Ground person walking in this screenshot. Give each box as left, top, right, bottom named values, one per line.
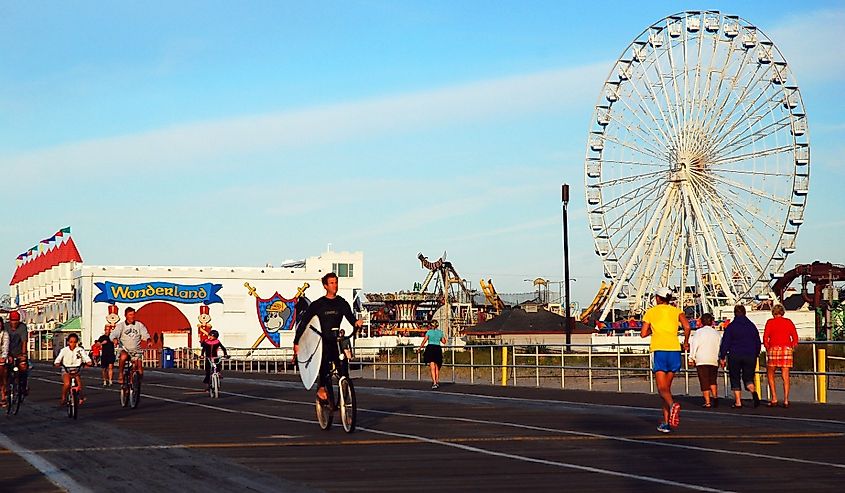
left=719, top=305, right=762, bottom=408
left=763, top=304, right=799, bottom=408
left=418, top=320, right=446, bottom=389
left=641, top=287, right=691, bottom=433
left=688, top=313, right=722, bottom=408
left=97, top=333, right=116, bottom=386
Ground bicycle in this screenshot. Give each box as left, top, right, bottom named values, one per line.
left=118, top=351, right=142, bottom=409
left=62, top=365, right=83, bottom=419
left=315, top=328, right=357, bottom=433
left=207, top=355, right=229, bottom=398
left=5, top=359, right=25, bottom=416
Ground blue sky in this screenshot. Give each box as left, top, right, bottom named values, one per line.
left=2, top=1, right=843, bottom=307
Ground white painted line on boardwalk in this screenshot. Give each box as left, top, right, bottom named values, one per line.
left=32, top=375, right=727, bottom=492
left=141, top=379, right=845, bottom=470
left=31, top=370, right=845, bottom=472
left=145, top=369, right=845, bottom=427
left=0, top=432, right=91, bottom=493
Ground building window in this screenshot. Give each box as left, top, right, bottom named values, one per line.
left=332, top=263, right=354, bottom=278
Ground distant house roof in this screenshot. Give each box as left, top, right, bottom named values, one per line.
left=465, top=307, right=595, bottom=335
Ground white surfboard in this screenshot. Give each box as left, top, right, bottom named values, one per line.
left=297, top=315, right=323, bottom=390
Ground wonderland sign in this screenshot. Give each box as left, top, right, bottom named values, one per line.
left=94, top=281, right=223, bottom=305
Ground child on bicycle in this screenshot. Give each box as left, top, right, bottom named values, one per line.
left=201, top=330, right=229, bottom=390
left=53, top=333, right=93, bottom=406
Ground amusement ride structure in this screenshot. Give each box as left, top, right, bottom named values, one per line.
left=584, top=11, right=811, bottom=320
left=365, top=253, right=478, bottom=338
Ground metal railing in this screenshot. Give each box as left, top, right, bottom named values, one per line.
left=139, top=340, right=845, bottom=403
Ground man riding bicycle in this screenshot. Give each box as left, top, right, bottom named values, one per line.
left=294, top=273, right=363, bottom=403
left=6, top=311, right=29, bottom=397
left=110, top=307, right=152, bottom=385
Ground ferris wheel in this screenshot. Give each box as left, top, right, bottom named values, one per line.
left=584, top=11, right=810, bottom=319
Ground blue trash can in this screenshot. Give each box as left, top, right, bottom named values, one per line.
left=162, top=347, right=175, bottom=368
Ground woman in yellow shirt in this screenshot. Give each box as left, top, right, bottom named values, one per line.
left=641, top=287, right=691, bottom=433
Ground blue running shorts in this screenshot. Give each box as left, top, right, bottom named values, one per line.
left=652, top=351, right=682, bottom=373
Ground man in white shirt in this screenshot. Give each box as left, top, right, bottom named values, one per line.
left=110, top=307, right=152, bottom=385
left=688, top=313, right=722, bottom=408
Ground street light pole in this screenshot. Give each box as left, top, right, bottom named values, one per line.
left=561, top=183, right=572, bottom=352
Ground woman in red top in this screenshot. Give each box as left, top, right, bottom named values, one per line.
left=763, top=304, right=799, bottom=408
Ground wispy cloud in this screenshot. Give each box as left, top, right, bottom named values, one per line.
left=768, top=8, right=845, bottom=84
left=1, top=62, right=609, bottom=184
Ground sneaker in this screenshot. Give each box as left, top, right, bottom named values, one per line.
left=751, top=391, right=760, bottom=408
left=669, top=402, right=681, bottom=428
left=431, top=383, right=439, bottom=389
left=657, top=423, right=671, bottom=433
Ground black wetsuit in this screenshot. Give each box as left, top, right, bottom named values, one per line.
left=294, top=296, right=357, bottom=388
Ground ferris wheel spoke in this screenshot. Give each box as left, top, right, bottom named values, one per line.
left=648, top=40, right=685, bottom=142
left=664, top=33, right=688, bottom=131
left=594, top=169, right=668, bottom=188
left=704, top=172, right=791, bottom=207
left=604, top=111, right=669, bottom=157
left=600, top=134, right=664, bottom=161
left=708, top=144, right=794, bottom=167
left=632, top=196, right=682, bottom=307
left=682, top=181, right=738, bottom=302
left=598, top=159, right=665, bottom=168
left=625, top=60, right=682, bottom=147
left=712, top=111, right=790, bottom=158
left=696, top=39, right=746, bottom=126
left=599, top=187, right=675, bottom=316
left=611, top=94, right=675, bottom=151
left=701, top=55, right=766, bottom=137
left=593, top=176, right=665, bottom=214
left=687, top=171, right=778, bottom=256
left=705, top=189, right=782, bottom=255
left=705, top=63, right=773, bottom=140
left=689, top=178, right=765, bottom=292
left=602, top=184, right=665, bottom=239
left=693, top=20, right=726, bottom=124
left=709, top=87, right=783, bottom=152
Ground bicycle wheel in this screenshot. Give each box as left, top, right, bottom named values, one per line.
left=69, top=389, right=78, bottom=420
left=11, top=379, right=22, bottom=416
left=315, top=398, right=333, bottom=430
left=210, top=373, right=220, bottom=398
left=339, top=377, right=356, bottom=433
left=130, top=372, right=141, bottom=409
left=6, top=382, right=15, bottom=416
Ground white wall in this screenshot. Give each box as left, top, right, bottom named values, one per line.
left=74, top=250, right=363, bottom=349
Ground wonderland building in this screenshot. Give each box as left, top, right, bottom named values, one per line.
left=10, top=236, right=363, bottom=357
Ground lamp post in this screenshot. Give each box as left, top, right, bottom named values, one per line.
left=561, top=183, right=572, bottom=352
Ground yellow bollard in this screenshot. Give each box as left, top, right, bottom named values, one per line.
left=818, top=348, right=827, bottom=404
left=754, top=357, right=761, bottom=397
left=501, top=346, right=508, bottom=386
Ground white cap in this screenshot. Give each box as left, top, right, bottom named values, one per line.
left=655, top=287, right=673, bottom=299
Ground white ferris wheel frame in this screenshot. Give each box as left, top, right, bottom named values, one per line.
left=584, top=10, right=810, bottom=319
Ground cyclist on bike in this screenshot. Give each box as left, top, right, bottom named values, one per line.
left=110, top=307, right=152, bottom=385
left=6, top=311, right=29, bottom=396
left=201, top=330, right=229, bottom=390
left=53, top=333, right=93, bottom=406
left=293, top=273, right=363, bottom=403
left=0, top=318, right=9, bottom=406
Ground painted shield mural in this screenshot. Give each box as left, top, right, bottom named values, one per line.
left=255, top=293, right=297, bottom=347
